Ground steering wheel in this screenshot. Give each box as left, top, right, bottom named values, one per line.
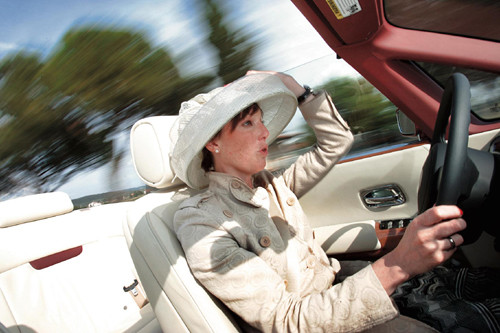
left=418, top=73, right=477, bottom=240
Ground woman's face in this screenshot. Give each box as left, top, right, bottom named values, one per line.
left=207, top=108, right=269, bottom=186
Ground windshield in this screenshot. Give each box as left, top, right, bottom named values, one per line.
left=416, top=63, right=500, bottom=121
left=384, top=0, right=500, bottom=42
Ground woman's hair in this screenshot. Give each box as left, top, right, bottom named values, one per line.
left=201, top=103, right=261, bottom=171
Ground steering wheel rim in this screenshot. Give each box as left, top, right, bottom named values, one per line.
left=418, top=73, right=471, bottom=212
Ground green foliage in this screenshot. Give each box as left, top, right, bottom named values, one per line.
left=292, top=76, right=402, bottom=155
left=321, top=76, right=397, bottom=134
left=42, top=26, right=213, bottom=130
left=0, top=1, right=256, bottom=195
left=0, top=51, right=114, bottom=192
left=202, top=0, right=257, bottom=84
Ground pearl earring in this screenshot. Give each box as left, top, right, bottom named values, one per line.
left=215, top=149, right=220, bottom=153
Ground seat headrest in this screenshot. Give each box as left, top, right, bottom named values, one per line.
left=130, top=116, right=183, bottom=189
left=0, top=192, right=74, bottom=228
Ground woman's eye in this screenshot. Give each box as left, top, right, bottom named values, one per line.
left=243, top=120, right=252, bottom=126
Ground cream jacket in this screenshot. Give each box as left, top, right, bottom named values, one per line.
left=174, top=93, right=434, bottom=332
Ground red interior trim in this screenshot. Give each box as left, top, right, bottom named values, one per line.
left=30, top=246, right=83, bottom=270
left=293, top=0, right=500, bottom=138
left=335, top=222, right=405, bottom=260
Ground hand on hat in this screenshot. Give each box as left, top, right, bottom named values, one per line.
left=246, top=70, right=307, bottom=99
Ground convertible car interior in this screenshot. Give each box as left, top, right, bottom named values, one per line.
left=1, top=0, right=499, bottom=332
left=0, top=116, right=246, bottom=332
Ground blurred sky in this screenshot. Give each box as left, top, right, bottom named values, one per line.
left=0, top=0, right=359, bottom=199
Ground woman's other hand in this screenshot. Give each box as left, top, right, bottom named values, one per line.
left=372, top=205, right=466, bottom=295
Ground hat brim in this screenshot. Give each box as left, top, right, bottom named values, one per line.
left=172, top=73, right=298, bottom=189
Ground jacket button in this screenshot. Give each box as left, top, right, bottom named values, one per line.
left=286, top=197, right=295, bottom=206
left=231, top=181, right=241, bottom=189
left=306, top=256, right=316, bottom=268
left=223, top=210, right=233, bottom=218
left=259, top=236, right=271, bottom=248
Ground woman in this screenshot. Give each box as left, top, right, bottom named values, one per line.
left=171, top=71, right=466, bottom=332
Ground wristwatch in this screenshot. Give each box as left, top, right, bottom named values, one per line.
left=297, top=85, right=313, bottom=105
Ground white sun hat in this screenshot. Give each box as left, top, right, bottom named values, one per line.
left=170, top=73, right=298, bottom=189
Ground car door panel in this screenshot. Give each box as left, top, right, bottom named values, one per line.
left=303, top=129, right=500, bottom=255
left=302, top=144, right=429, bottom=228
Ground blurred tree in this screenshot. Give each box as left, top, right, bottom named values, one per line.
left=287, top=76, right=402, bottom=157
left=43, top=27, right=213, bottom=133
left=0, top=27, right=213, bottom=194
left=0, top=51, right=114, bottom=193
left=321, top=76, right=397, bottom=134
left=202, top=0, right=257, bottom=84
left=39, top=26, right=214, bottom=189
left=0, top=0, right=260, bottom=196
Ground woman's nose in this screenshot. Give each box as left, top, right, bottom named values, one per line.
left=260, top=122, right=269, bottom=140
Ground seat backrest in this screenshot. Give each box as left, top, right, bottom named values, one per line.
left=127, top=116, right=241, bottom=333
left=0, top=192, right=159, bottom=333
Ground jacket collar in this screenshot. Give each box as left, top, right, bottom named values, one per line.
left=208, top=172, right=269, bottom=208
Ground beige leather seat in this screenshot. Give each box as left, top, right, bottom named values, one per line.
left=126, top=116, right=242, bottom=333
left=0, top=192, right=159, bottom=332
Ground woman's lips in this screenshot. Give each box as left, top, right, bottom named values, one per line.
left=260, top=146, right=268, bottom=156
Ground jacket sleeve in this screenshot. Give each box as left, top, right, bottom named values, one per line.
left=282, top=91, right=353, bottom=199
left=174, top=206, right=398, bottom=333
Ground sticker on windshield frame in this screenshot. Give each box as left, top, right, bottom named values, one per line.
left=326, top=0, right=362, bottom=20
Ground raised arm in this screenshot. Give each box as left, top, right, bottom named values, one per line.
left=246, top=71, right=353, bottom=198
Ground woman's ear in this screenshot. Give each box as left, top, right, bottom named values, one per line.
left=205, top=140, right=219, bottom=153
